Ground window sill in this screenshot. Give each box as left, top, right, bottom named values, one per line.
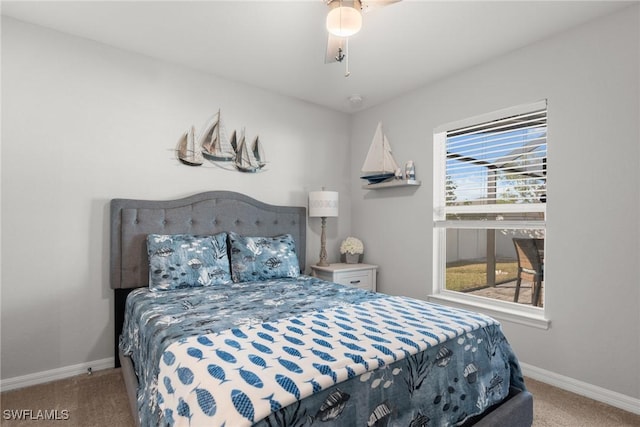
left=427, top=291, right=550, bottom=330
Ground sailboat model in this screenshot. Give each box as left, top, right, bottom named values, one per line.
left=199, top=109, right=236, bottom=161
left=361, top=122, right=400, bottom=184
left=235, top=128, right=265, bottom=173
left=176, top=126, right=203, bottom=166
left=252, top=135, right=266, bottom=168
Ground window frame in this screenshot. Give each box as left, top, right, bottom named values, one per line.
left=430, top=101, right=550, bottom=329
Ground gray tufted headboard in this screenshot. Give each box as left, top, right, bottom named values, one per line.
left=110, top=191, right=306, bottom=366
left=110, top=191, right=306, bottom=290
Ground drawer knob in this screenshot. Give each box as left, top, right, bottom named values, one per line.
left=350, top=280, right=361, bottom=284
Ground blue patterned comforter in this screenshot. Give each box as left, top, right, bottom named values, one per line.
left=119, top=276, right=526, bottom=426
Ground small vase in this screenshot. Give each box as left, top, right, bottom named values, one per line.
left=345, top=253, right=360, bottom=264
left=405, top=160, right=416, bottom=180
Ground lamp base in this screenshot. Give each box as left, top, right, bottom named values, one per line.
left=317, top=216, right=330, bottom=267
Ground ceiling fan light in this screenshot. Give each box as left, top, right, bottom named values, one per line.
left=326, top=6, right=362, bottom=37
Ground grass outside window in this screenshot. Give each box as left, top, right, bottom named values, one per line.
left=446, top=260, right=518, bottom=292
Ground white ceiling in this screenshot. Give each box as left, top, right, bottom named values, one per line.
left=2, top=1, right=634, bottom=113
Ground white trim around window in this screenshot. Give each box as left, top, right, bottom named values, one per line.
left=432, top=100, right=550, bottom=329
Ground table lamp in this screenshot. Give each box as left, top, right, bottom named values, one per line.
left=308, top=189, right=339, bottom=266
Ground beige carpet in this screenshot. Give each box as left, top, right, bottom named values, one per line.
left=1, top=369, right=638, bottom=426
left=1, top=369, right=134, bottom=427
left=525, top=378, right=639, bottom=427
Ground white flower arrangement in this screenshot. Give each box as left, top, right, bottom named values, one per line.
left=340, top=237, right=364, bottom=255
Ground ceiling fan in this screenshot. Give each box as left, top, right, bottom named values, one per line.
left=324, top=0, right=401, bottom=74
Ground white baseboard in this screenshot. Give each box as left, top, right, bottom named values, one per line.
left=0, top=357, right=114, bottom=392
left=520, top=362, right=640, bottom=415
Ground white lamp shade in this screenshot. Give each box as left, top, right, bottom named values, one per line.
left=326, top=6, right=362, bottom=37
left=309, top=191, right=339, bottom=217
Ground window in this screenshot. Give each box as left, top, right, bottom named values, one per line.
left=432, top=101, right=547, bottom=324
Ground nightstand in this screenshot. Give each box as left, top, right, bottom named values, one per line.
left=310, top=263, right=378, bottom=292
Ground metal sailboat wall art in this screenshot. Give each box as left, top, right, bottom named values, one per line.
left=176, top=109, right=266, bottom=173
left=360, top=121, right=400, bottom=184
left=176, top=126, right=203, bottom=166
left=234, top=128, right=266, bottom=173
left=199, top=109, right=236, bottom=162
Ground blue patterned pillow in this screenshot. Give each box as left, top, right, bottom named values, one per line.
left=228, top=232, right=300, bottom=283
left=147, top=233, right=232, bottom=290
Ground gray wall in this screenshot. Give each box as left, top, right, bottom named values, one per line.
left=1, top=17, right=351, bottom=380
left=350, top=6, right=639, bottom=399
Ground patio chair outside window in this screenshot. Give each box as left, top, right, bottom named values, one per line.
left=513, top=238, right=544, bottom=306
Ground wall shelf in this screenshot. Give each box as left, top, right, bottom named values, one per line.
left=362, top=179, right=421, bottom=190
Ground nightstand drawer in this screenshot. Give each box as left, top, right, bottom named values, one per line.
left=310, top=263, right=378, bottom=292
left=333, top=270, right=373, bottom=291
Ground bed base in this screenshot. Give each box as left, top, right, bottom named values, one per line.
left=119, top=350, right=140, bottom=427
left=114, top=288, right=134, bottom=369
left=464, top=387, right=533, bottom=426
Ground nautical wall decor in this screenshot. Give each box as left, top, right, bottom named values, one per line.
left=360, top=122, right=422, bottom=190
left=176, top=109, right=266, bottom=173
left=360, top=121, right=400, bottom=184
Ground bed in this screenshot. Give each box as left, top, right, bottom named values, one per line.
left=111, top=191, right=533, bottom=426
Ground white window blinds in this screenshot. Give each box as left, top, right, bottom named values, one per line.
left=438, top=102, right=547, bottom=221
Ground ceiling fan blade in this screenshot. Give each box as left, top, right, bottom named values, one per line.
left=325, top=33, right=346, bottom=64
left=360, top=0, right=401, bottom=13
